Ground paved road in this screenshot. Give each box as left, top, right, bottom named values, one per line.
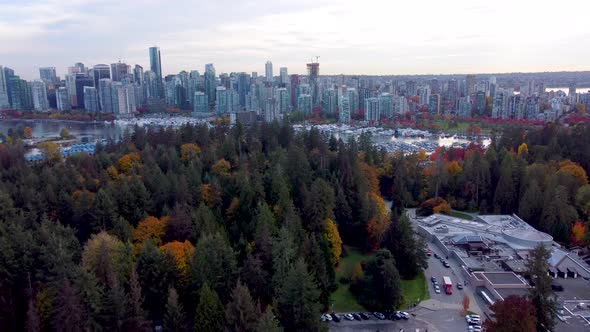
left=423, top=243, right=484, bottom=316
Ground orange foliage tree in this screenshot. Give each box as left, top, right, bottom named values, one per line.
left=324, top=218, right=343, bottom=266
left=557, top=161, right=589, bottom=185
left=198, top=183, right=221, bottom=207
left=361, top=162, right=380, bottom=194
left=180, top=143, right=201, bottom=161
left=446, top=160, right=463, bottom=177
left=133, top=216, right=168, bottom=246
left=366, top=192, right=390, bottom=250
left=462, top=294, right=470, bottom=315
left=38, top=141, right=61, bottom=163
left=23, top=126, right=33, bottom=139
left=117, top=152, right=141, bottom=174
left=212, top=159, right=231, bottom=177
left=517, top=143, right=529, bottom=156
left=571, top=221, right=587, bottom=246
left=160, top=240, right=195, bottom=274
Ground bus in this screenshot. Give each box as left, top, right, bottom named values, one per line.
left=443, top=276, right=453, bottom=294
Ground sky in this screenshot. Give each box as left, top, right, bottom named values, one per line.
left=1, top=0, right=590, bottom=80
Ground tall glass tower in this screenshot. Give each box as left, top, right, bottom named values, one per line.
left=149, top=46, right=163, bottom=98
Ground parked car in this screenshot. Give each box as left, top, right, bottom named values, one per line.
left=434, top=253, right=440, bottom=259
left=551, top=283, right=564, bottom=292
left=399, top=311, right=410, bottom=320
left=434, top=285, right=441, bottom=294
left=352, top=313, right=362, bottom=321
left=344, top=313, right=354, bottom=321
left=431, top=276, right=437, bottom=283
left=426, top=250, right=432, bottom=256
left=331, top=313, right=340, bottom=322
left=373, top=312, right=385, bottom=320
left=443, top=262, right=451, bottom=268
left=360, top=312, right=371, bottom=320
left=457, top=283, right=464, bottom=290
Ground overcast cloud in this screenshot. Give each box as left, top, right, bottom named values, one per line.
left=1, top=0, right=589, bottom=79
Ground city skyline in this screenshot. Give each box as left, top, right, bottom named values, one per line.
left=1, top=0, right=590, bottom=80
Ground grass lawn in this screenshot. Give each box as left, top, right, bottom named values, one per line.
left=330, top=246, right=372, bottom=312
left=449, top=210, right=474, bottom=220
left=400, top=272, right=429, bottom=309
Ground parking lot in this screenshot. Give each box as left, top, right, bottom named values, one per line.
left=326, top=308, right=471, bottom=332
left=424, top=245, right=483, bottom=315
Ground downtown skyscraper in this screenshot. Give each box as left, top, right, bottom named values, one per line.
left=149, top=46, right=163, bottom=98
left=0, top=66, right=9, bottom=108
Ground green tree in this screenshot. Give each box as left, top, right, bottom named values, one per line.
left=256, top=306, right=283, bottom=332
left=163, top=287, right=187, bottom=332
left=190, top=232, right=237, bottom=303
left=276, top=259, right=322, bottom=332
left=493, top=154, right=518, bottom=213
left=122, top=268, right=151, bottom=332
left=136, top=240, right=174, bottom=322
left=225, top=281, right=259, bottom=332
left=52, top=278, right=85, bottom=332
left=540, top=185, right=578, bottom=243
left=381, top=212, right=427, bottom=279
left=526, top=245, right=556, bottom=332
left=194, top=283, right=224, bottom=332
left=519, top=180, right=544, bottom=228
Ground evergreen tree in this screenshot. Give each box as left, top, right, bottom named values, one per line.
left=52, top=278, right=85, bottom=332
left=526, top=245, right=556, bottom=332
left=225, top=281, right=259, bottom=332
left=136, top=240, right=174, bottom=322
left=190, top=232, right=237, bottom=303
left=163, top=287, right=187, bottom=332
left=122, top=268, right=151, bottom=332
left=194, top=283, right=224, bottom=332
left=381, top=212, right=427, bottom=279
left=256, top=306, right=283, bottom=332
left=519, top=180, right=544, bottom=228
left=276, top=259, right=322, bottom=332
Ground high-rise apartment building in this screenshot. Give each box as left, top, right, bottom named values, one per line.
left=98, top=79, right=113, bottom=113
left=364, top=97, right=380, bottom=122
left=39, top=67, right=57, bottom=84
left=133, top=65, right=144, bottom=85
left=322, top=88, right=337, bottom=114
left=91, top=64, right=111, bottom=92
left=215, top=86, right=227, bottom=113
left=346, top=88, right=359, bottom=113
left=0, top=66, right=9, bottom=108
left=57, top=87, right=70, bottom=111
left=379, top=93, right=393, bottom=118
left=74, top=74, right=94, bottom=108
left=428, top=94, right=441, bottom=115
left=111, top=62, right=129, bottom=82
left=193, top=92, right=208, bottom=114
left=265, top=61, right=273, bottom=83
left=275, top=87, right=289, bottom=113
left=339, top=96, right=351, bottom=123
left=279, top=67, right=288, bottom=85
left=31, top=80, right=49, bottom=111
left=307, top=62, right=320, bottom=106
left=84, top=86, right=99, bottom=112
left=297, top=94, right=312, bottom=114
left=205, top=64, right=216, bottom=106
